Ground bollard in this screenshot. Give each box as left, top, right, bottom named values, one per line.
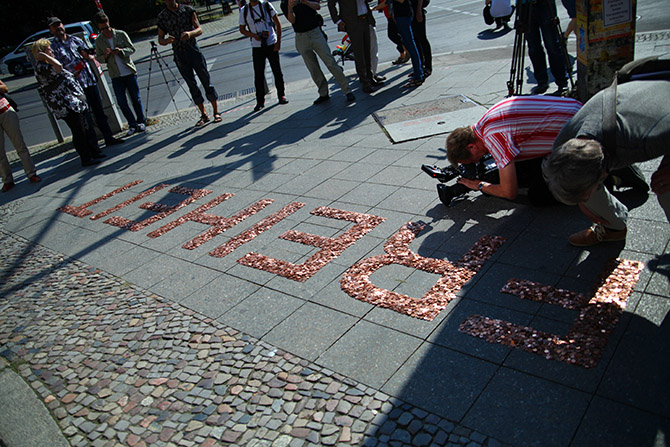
left=576, top=0, right=637, bottom=102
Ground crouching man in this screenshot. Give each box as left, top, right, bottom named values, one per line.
left=542, top=80, right=670, bottom=246
left=446, top=95, right=583, bottom=205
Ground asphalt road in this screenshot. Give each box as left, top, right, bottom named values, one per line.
left=2, top=0, right=668, bottom=148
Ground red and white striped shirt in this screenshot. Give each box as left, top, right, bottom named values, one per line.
left=473, top=96, right=583, bottom=169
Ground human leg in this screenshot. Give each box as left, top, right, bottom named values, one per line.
left=191, top=48, right=218, bottom=104
left=112, top=76, right=138, bottom=129
left=369, top=25, right=379, bottom=76
left=63, top=111, right=95, bottom=164
left=568, top=183, right=628, bottom=246
left=266, top=48, right=286, bottom=99
left=252, top=47, right=267, bottom=108
left=297, top=30, right=329, bottom=97
left=525, top=8, right=549, bottom=89
left=396, top=16, right=423, bottom=82
left=537, top=3, right=567, bottom=88
left=83, top=85, right=115, bottom=141
left=174, top=51, right=205, bottom=106
left=124, top=74, right=146, bottom=125
left=0, top=109, right=36, bottom=182
left=346, top=21, right=373, bottom=89
left=412, top=10, right=432, bottom=74
left=312, top=29, right=351, bottom=95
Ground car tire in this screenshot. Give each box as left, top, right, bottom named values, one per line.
left=9, top=62, right=26, bottom=76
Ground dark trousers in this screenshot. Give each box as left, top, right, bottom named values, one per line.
left=83, top=84, right=114, bottom=142
left=63, top=110, right=100, bottom=163
left=112, top=74, right=146, bottom=128
left=411, top=9, right=432, bottom=72
left=515, top=157, right=558, bottom=206
left=386, top=17, right=404, bottom=54
left=525, top=0, right=567, bottom=87
left=252, top=45, right=285, bottom=104
left=346, top=17, right=373, bottom=87
left=174, top=45, right=218, bottom=106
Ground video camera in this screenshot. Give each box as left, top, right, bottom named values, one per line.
left=421, top=154, right=500, bottom=206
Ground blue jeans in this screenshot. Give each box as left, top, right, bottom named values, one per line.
left=396, top=15, right=423, bottom=81
left=174, top=44, right=218, bottom=106
left=525, top=0, right=567, bottom=88
left=112, top=74, right=145, bottom=128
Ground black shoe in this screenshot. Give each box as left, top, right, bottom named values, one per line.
left=530, top=83, right=549, bottom=95
left=362, top=84, right=376, bottom=94
left=254, top=103, right=265, bottom=112
left=313, top=95, right=330, bottom=105
left=370, top=78, right=384, bottom=87
left=92, top=151, right=106, bottom=159
left=82, top=159, right=102, bottom=167
left=373, top=75, right=386, bottom=83
left=105, top=137, right=123, bottom=146
left=346, top=92, right=355, bottom=102
left=278, top=96, right=289, bottom=105
left=549, top=85, right=568, bottom=96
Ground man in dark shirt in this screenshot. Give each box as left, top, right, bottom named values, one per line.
left=157, top=0, right=221, bottom=126
left=281, top=0, right=354, bottom=104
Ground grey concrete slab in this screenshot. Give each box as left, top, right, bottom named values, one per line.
left=218, top=288, right=304, bottom=339
left=571, top=396, right=670, bottom=447
left=462, top=368, right=591, bottom=447
left=264, top=302, right=358, bottom=362
left=337, top=183, right=399, bottom=208
left=597, top=293, right=670, bottom=418
left=308, top=278, right=376, bottom=317
left=181, top=272, right=261, bottom=319
left=150, top=263, right=223, bottom=302
left=317, top=319, right=423, bottom=389
left=382, top=342, right=499, bottom=422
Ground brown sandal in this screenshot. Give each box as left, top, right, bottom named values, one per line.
left=195, top=114, right=210, bottom=127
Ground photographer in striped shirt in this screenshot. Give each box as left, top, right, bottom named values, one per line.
left=446, top=95, right=582, bottom=205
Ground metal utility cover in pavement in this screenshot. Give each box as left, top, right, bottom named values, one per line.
left=373, top=95, right=487, bottom=143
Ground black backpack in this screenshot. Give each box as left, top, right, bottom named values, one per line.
left=242, top=0, right=275, bottom=30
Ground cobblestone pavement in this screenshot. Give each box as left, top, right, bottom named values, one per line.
left=0, top=203, right=507, bottom=447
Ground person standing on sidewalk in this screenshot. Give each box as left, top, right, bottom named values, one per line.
left=157, top=0, right=221, bottom=126
left=32, top=39, right=106, bottom=167
left=328, top=0, right=377, bottom=93
left=0, top=80, right=41, bottom=193
left=94, top=12, right=147, bottom=137
left=48, top=17, right=124, bottom=147
left=281, top=0, right=355, bottom=104
left=523, top=0, right=568, bottom=95
left=239, top=0, right=289, bottom=112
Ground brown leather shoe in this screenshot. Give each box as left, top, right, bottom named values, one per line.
left=568, top=224, right=627, bottom=247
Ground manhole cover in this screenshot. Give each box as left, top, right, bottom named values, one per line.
left=373, top=95, right=487, bottom=143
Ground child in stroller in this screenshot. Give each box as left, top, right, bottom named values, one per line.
left=332, top=34, right=355, bottom=66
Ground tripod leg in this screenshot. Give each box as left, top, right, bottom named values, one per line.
left=553, top=17, right=575, bottom=91
left=145, top=51, right=154, bottom=119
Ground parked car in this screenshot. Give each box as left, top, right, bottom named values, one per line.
left=0, top=21, right=97, bottom=76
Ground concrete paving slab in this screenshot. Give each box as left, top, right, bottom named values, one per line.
left=462, top=368, right=591, bottom=447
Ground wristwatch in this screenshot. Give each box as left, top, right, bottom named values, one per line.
left=478, top=182, right=485, bottom=192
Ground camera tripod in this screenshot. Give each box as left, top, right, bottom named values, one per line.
left=507, top=0, right=574, bottom=96
left=145, top=41, right=190, bottom=118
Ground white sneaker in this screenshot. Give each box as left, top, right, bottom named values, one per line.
left=126, top=127, right=136, bottom=137
left=136, top=123, right=146, bottom=132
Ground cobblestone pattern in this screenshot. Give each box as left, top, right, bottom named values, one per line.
left=0, top=205, right=508, bottom=447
